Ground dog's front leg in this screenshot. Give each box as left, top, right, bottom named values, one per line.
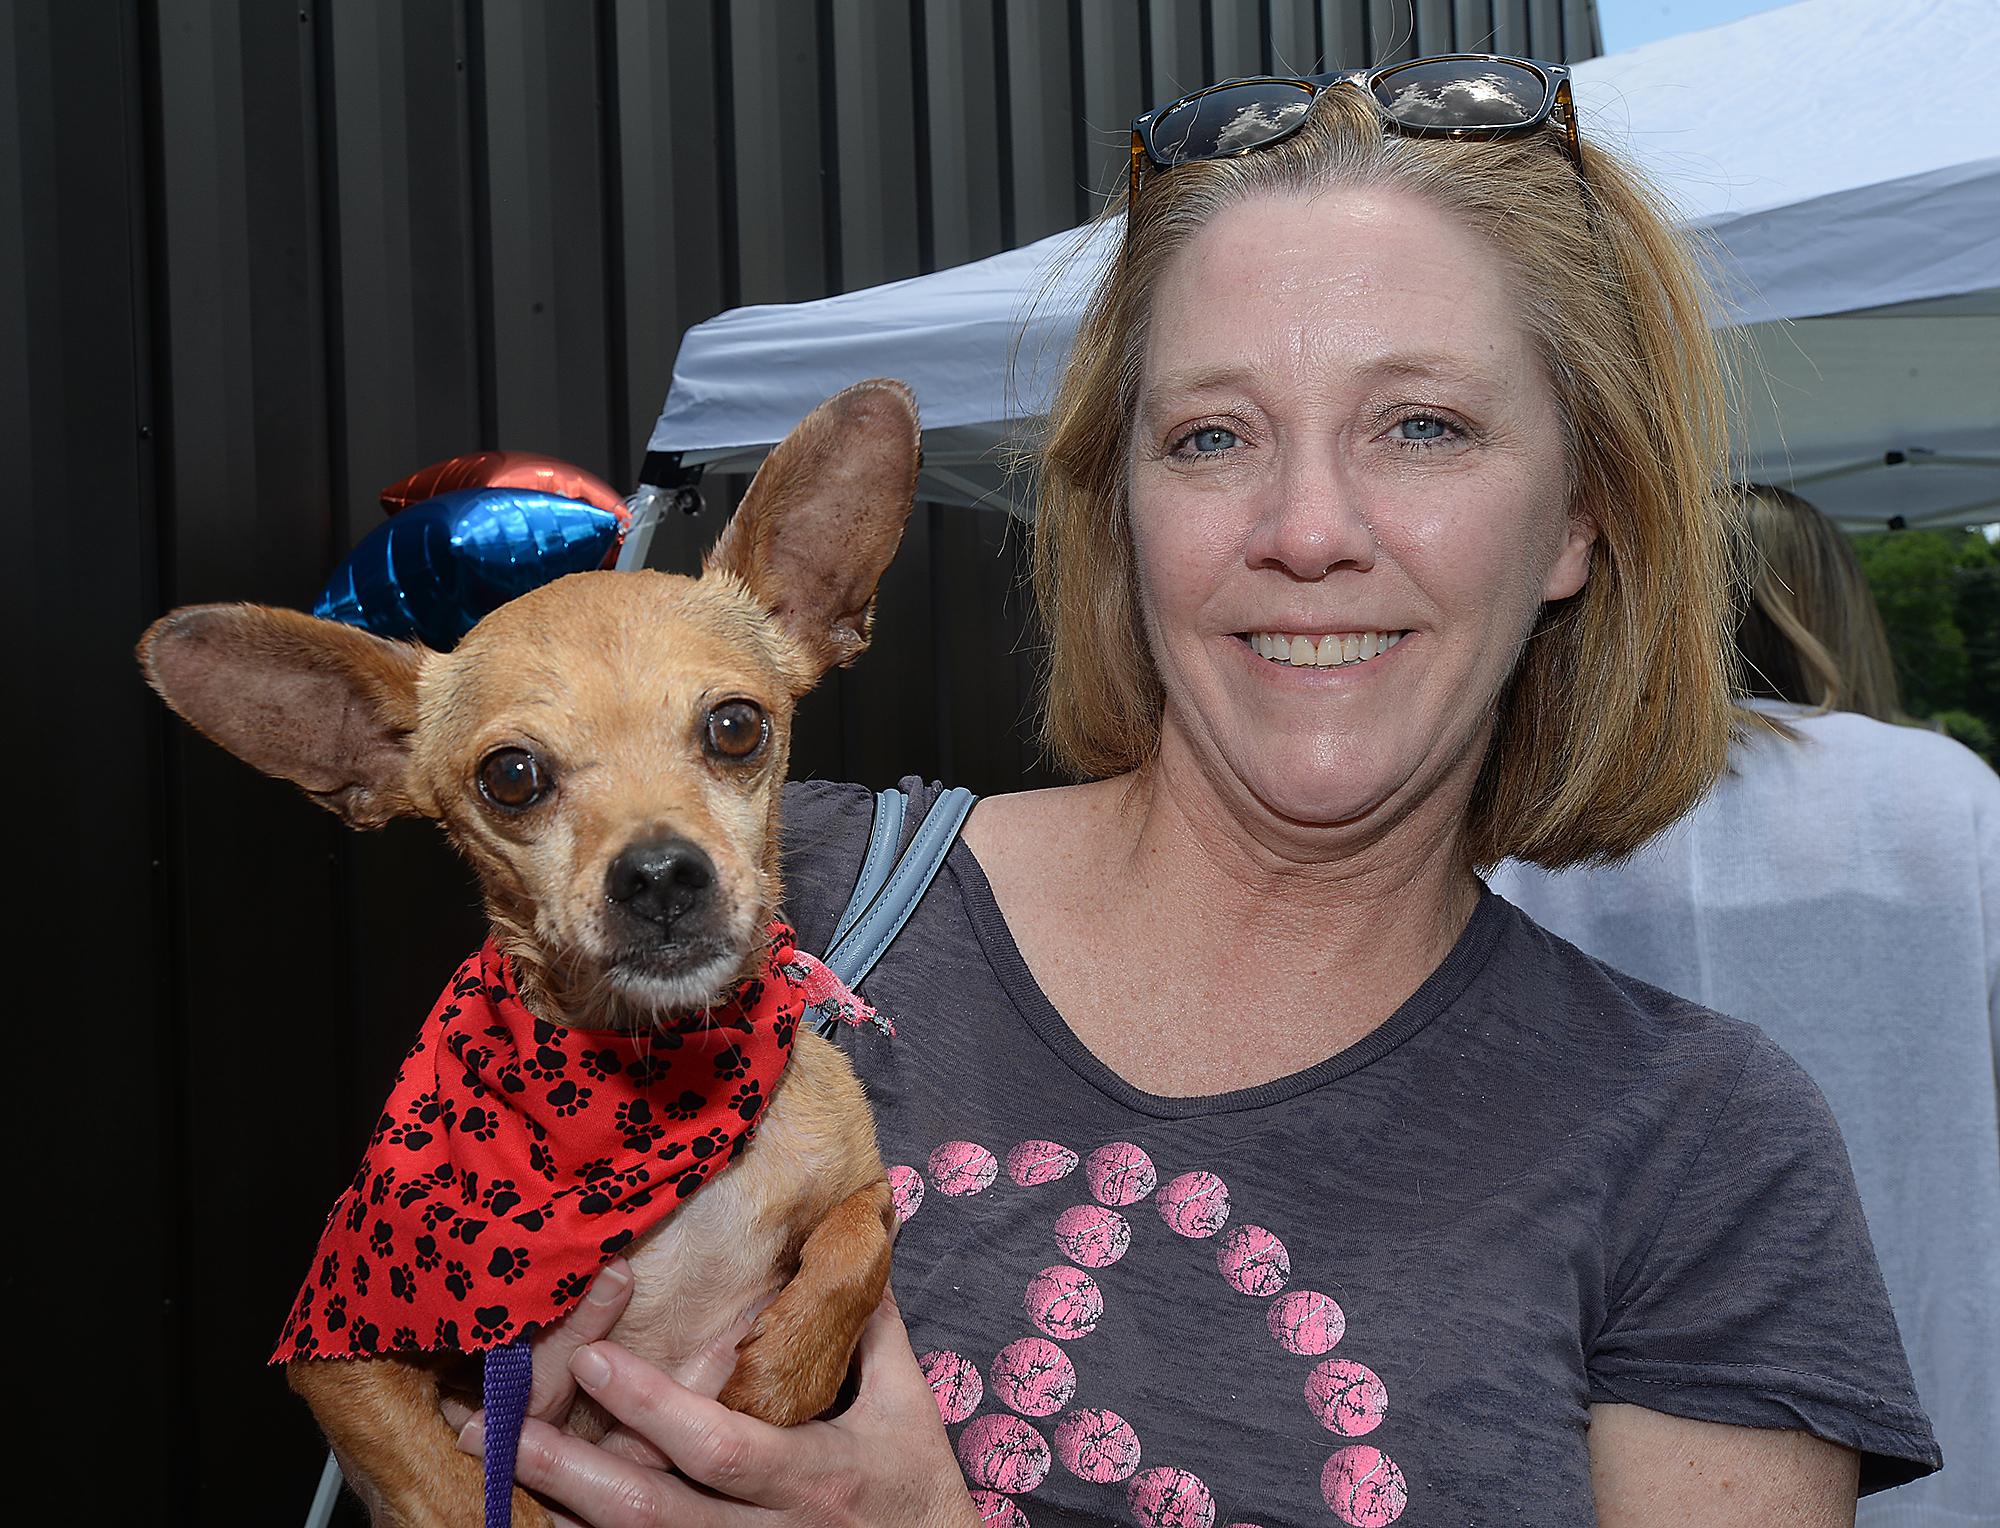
left=289, top=1357, right=553, bottom=1528
left=717, top=1179, right=896, bottom=1428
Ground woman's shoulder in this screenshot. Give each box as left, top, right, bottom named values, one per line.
left=777, top=775, right=1047, bottom=951
left=1482, top=895, right=1795, bottom=1097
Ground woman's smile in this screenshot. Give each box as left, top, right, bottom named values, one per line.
left=1237, top=629, right=1408, bottom=669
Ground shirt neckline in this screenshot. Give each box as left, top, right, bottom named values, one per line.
left=943, top=839, right=1510, bottom=1120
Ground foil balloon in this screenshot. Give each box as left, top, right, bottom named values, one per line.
left=380, top=451, right=630, bottom=526
left=314, top=488, right=624, bottom=650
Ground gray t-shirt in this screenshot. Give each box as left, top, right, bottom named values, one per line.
left=780, top=779, right=1939, bottom=1528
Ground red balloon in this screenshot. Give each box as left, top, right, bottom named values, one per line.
left=380, top=451, right=629, bottom=525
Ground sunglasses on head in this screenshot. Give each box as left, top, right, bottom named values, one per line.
left=1129, top=53, right=1580, bottom=210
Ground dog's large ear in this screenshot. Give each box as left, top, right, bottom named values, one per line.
left=703, top=379, right=921, bottom=681
left=138, top=604, right=426, bottom=828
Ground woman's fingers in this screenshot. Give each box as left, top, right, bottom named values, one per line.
left=480, top=1415, right=744, bottom=1528
left=849, top=1285, right=943, bottom=1423
left=673, top=1304, right=760, bottom=1400
left=568, top=1340, right=805, bottom=1505
left=453, top=1292, right=758, bottom=1477
left=527, top=1258, right=636, bottom=1419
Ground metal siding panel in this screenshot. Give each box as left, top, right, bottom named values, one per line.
left=1492, top=0, right=1530, bottom=54
left=326, top=1, right=483, bottom=551
left=1144, top=0, right=1207, bottom=107
left=833, top=0, right=922, bottom=289
left=613, top=0, right=729, bottom=478
left=150, top=2, right=361, bottom=1514
left=1561, top=0, right=1597, bottom=59
left=729, top=0, right=829, bottom=303
left=1077, top=2, right=1145, bottom=216
left=1003, top=0, right=1078, bottom=243
left=479, top=0, right=614, bottom=476
left=919, top=0, right=1005, bottom=270
left=1414, top=0, right=1453, bottom=53
left=838, top=504, right=940, bottom=787
left=1268, top=0, right=1324, bottom=73
left=1207, top=0, right=1263, bottom=79
left=1320, top=0, right=1369, bottom=68
left=7, top=0, right=180, bottom=1511
left=1370, top=0, right=1419, bottom=62
left=1453, top=0, right=1497, bottom=51
left=1527, top=0, right=1562, bottom=58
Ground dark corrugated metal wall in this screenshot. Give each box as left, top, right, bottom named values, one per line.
left=12, top=1, right=1597, bottom=1517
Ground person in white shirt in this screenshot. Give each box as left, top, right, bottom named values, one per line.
left=1490, top=486, right=2000, bottom=1528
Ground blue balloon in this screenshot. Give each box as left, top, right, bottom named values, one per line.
left=314, top=488, right=623, bottom=649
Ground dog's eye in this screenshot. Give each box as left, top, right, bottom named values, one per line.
left=477, top=748, right=551, bottom=810
left=704, top=700, right=768, bottom=762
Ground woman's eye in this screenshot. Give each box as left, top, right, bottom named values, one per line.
left=1180, top=426, right=1240, bottom=456
left=704, top=700, right=768, bottom=762
left=477, top=748, right=552, bottom=811
left=1393, top=415, right=1456, bottom=444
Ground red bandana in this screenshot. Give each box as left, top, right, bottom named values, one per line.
left=274, top=923, right=880, bottom=1362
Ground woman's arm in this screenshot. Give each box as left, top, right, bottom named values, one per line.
left=1589, top=1403, right=1858, bottom=1527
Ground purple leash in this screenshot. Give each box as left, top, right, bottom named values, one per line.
left=482, top=1338, right=534, bottom=1527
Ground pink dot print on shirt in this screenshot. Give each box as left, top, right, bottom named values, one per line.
left=925, top=1138, right=1411, bottom=1521
left=992, top=1336, right=1078, bottom=1417
left=1266, top=1289, right=1346, bottom=1355
left=1215, top=1224, right=1289, bottom=1295
left=930, top=1140, right=1000, bottom=1197
left=888, top=1163, right=925, bottom=1222
left=1053, top=1203, right=1132, bottom=1267
left=1322, top=1445, right=1408, bottom=1526
left=1007, top=1139, right=1080, bottom=1186
left=958, top=1412, right=1052, bottom=1494
left=920, top=1348, right=983, bottom=1424
left=1156, top=1170, right=1231, bottom=1238
left=1024, top=1264, right=1103, bottom=1339
left=1053, top=1406, right=1143, bottom=1484
left=1084, top=1141, right=1158, bottom=1206
left=968, top=1489, right=1029, bottom=1527
left=1126, top=1465, right=1218, bottom=1528
left=1305, top=1358, right=1388, bottom=1437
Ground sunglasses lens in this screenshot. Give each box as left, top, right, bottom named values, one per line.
left=1370, top=59, right=1548, bottom=130
left=1149, top=81, right=1318, bottom=167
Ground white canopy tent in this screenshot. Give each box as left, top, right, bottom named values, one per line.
left=642, top=0, right=2000, bottom=537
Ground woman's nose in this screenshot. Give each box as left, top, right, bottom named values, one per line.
left=1245, top=450, right=1377, bottom=579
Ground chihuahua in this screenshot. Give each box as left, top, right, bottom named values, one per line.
left=138, top=380, right=921, bottom=1526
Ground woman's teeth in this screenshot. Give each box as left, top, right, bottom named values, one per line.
left=1246, top=630, right=1405, bottom=668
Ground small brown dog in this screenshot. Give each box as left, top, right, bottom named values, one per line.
left=138, top=381, right=921, bottom=1526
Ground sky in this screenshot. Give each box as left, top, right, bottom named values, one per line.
left=1594, top=0, right=1799, bottom=53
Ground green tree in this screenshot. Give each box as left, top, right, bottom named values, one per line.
left=1852, top=526, right=2000, bottom=765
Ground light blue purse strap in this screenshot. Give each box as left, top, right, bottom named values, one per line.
left=826, top=788, right=907, bottom=952
left=815, top=785, right=976, bottom=1032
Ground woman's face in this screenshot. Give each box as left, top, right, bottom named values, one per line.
left=1128, top=187, right=1594, bottom=840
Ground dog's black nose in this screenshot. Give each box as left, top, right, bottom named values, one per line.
left=605, top=837, right=715, bottom=933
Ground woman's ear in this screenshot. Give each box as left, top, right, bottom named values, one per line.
left=1544, top=509, right=1599, bottom=602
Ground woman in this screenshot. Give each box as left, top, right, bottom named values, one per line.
left=1491, top=485, right=1998, bottom=1526
left=1731, top=482, right=1909, bottom=723
left=458, top=61, right=1938, bottom=1525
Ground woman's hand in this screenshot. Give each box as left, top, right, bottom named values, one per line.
left=445, top=1259, right=754, bottom=1488
left=458, top=1278, right=979, bottom=1527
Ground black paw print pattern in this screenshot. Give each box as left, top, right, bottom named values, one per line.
left=272, top=925, right=811, bottom=1364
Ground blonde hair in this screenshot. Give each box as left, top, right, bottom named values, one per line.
left=1032, top=88, right=1736, bottom=868
left=1733, top=483, right=1905, bottom=723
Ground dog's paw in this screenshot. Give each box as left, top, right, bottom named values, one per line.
left=716, top=1303, right=852, bottom=1428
